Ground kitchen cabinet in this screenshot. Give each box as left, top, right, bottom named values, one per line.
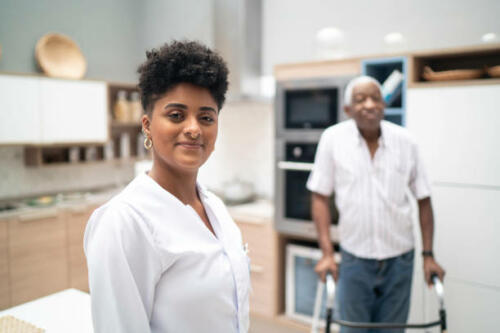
left=65, top=205, right=96, bottom=292
left=39, top=78, right=108, bottom=144
left=236, top=216, right=280, bottom=317
left=0, top=217, right=9, bottom=309
left=430, top=185, right=500, bottom=288
left=407, top=84, right=500, bottom=187
left=0, top=74, right=108, bottom=145
left=0, top=75, right=41, bottom=144
left=8, top=208, right=69, bottom=306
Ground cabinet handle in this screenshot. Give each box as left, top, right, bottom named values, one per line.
left=250, top=264, right=265, bottom=273
left=19, top=209, right=58, bottom=222
left=277, top=161, right=313, bottom=171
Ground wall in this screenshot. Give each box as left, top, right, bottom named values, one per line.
left=0, top=0, right=214, bottom=83
left=263, top=0, right=500, bottom=75
left=198, top=101, right=274, bottom=199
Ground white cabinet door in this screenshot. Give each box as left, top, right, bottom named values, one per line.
left=406, top=85, right=500, bottom=186
left=422, top=278, right=500, bottom=333
left=432, top=185, right=500, bottom=289
left=39, top=78, right=108, bottom=144
left=0, top=75, right=41, bottom=143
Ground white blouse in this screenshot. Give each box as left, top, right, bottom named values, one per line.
left=84, top=173, right=250, bottom=333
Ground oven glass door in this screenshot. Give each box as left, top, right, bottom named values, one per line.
left=284, top=169, right=338, bottom=224
left=285, top=88, right=338, bottom=129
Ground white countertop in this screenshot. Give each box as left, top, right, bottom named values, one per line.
left=227, top=199, right=274, bottom=224
left=0, top=289, right=93, bottom=333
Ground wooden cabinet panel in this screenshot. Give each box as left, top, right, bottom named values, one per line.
left=0, top=219, right=9, bottom=309
left=8, top=209, right=68, bottom=306
left=237, top=220, right=279, bottom=317
left=66, top=205, right=95, bottom=292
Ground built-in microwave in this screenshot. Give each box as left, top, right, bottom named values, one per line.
left=275, top=76, right=353, bottom=138
left=275, top=139, right=339, bottom=240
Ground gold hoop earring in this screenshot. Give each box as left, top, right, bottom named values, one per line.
left=144, top=136, right=153, bottom=150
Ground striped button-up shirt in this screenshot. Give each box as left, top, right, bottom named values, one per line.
left=307, top=119, right=431, bottom=260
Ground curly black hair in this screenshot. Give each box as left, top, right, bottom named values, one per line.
left=137, top=40, right=229, bottom=113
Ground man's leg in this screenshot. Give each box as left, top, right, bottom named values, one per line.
left=371, top=250, right=414, bottom=333
left=337, top=249, right=376, bottom=333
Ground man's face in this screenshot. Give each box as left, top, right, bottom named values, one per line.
left=345, top=81, right=385, bottom=132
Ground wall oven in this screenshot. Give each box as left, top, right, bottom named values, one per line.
left=274, top=76, right=353, bottom=240
left=275, top=139, right=339, bottom=239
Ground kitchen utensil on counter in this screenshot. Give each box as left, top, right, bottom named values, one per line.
left=35, top=32, right=87, bottom=79
left=222, top=179, right=256, bottom=205
left=113, top=90, right=130, bottom=122
left=25, top=196, right=56, bottom=207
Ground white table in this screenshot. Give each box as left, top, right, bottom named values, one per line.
left=0, top=289, right=93, bottom=333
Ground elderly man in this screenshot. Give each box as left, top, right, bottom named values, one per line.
left=306, top=76, right=445, bottom=332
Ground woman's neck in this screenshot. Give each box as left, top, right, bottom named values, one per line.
left=148, top=162, right=199, bottom=205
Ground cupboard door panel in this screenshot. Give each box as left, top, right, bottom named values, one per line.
left=407, top=85, right=500, bottom=186
left=0, top=75, right=41, bottom=144
left=40, top=78, right=108, bottom=143
left=66, top=206, right=95, bottom=292
left=0, top=220, right=9, bottom=309
left=9, top=210, right=68, bottom=306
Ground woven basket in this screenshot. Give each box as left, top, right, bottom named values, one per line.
left=422, top=66, right=483, bottom=81
left=486, top=65, right=500, bottom=78
left=35, top=33, right=87, bottom=79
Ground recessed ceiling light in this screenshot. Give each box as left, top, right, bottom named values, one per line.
left=384, top=32, right=404, bottom=45
left=316, top=27, right=344, bottom=47
left=482, top=32, right=498, bottom=43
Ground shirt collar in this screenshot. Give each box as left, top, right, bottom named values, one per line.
left=352, top=119, right=389, bottom=148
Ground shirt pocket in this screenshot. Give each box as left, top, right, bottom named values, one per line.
left=384, top=160, right=409, bottom=203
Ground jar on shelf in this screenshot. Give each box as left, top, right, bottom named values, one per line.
left=129, top=91, right=143, bottom=123
left=114, top=90, right=130, bottom=122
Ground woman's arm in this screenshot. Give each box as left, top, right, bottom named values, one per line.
left=84, top=203, right=163, bottom=333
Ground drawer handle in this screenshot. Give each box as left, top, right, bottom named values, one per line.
left=250, top=264, right=264, bottom=273
left=19, top=209, right=58, bottom=222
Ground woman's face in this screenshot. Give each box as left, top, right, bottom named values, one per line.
left=143, top=83, right=219, bottom=173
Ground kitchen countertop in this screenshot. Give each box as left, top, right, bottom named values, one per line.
left=0, top=188, right=120, bottom=219
left=0, top=289, right=93, bottom=333
left=227, top=199, right=274, bottom=224
left=0, top=188, right=275, bottom=224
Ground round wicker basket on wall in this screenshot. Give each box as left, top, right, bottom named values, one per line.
left=35, top=33, right=87, bottom=79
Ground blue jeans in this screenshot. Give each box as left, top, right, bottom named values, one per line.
left=336, top=249, right=414, bottom=333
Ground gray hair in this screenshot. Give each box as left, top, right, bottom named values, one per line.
left=344, top=75, right=382, bottom=106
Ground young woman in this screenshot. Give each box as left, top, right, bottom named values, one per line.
left=84, top=40, right=250, bottom=333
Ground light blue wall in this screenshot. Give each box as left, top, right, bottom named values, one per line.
left=0, top=0, right=214, bottom=83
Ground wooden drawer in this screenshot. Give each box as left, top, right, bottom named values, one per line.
left=236, top=219, right=279, bottom=317
left=9, top=209, right=68, bottom=306
left=0, top=219, right=9, bottom=309
left=65, top=205, right=95, bottom=292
